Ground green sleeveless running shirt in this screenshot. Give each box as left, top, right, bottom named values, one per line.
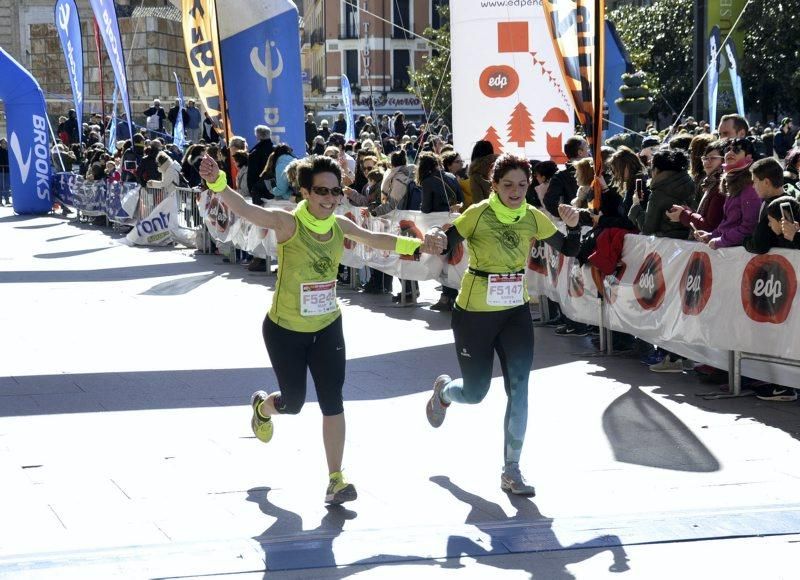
left=452, top=198, right=557, bottom=312
left=268, top=213, right=345, bottom=332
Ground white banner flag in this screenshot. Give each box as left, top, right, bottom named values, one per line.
left=450, top=1, right=575, bottom=162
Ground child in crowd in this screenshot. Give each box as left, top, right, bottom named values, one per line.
left=745, top=158, right=794, bottom=254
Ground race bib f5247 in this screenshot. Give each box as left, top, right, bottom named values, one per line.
left=487, top=273, right=524, bottom=307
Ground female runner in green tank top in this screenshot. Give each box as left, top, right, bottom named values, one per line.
left=199, top=154, right=443, bottom=505
left=425, top=153, right=582, bottom=496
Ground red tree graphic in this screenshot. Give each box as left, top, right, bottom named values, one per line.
left=507, top=103, right=535, bottom=147
left=482, top=126, right=504, bottom=154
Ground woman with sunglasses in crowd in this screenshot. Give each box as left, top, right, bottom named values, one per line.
left=423, top=154, right=581, bottom=496
left=198, top=153, right=443, bottom=506
left=666, top=140, right=727, bottom=233
left=692, top=138, right=760, bottom=249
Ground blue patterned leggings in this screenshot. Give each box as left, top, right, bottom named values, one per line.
left=442, top=305, right=533, bottom=465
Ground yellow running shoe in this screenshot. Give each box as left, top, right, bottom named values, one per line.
left=250, top=390, right=274, bottom=443
left=325, top=471, right=357, bottom=505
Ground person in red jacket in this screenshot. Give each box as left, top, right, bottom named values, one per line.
left=665, top=140, right=725, bottom=233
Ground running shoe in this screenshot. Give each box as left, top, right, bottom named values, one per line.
left=501, top=463, right=536, bottom=496
left=426, top=374, right=451, bottom=428
left=640, top=350, right=666, bottom=366
left=754, top=385, right=798, bottom=402
left=649, top=357, right=685, bottom=373
left=325, top=471, right=357, bottom=505
left=555, top=323, right=588, bottom=337
left=250, top=390, right=274, bottom=443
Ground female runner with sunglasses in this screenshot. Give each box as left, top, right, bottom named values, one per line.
left=424, top=153, right=582, bottom=496
left=199, top=154, right=442, bottom=505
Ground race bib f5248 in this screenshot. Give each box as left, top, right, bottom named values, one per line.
left=300, top=280, right=337, bottom=316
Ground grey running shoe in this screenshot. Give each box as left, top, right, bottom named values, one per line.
left=250, top=390, right=274, bottom=443
left=325, top=472, right=357, bottom=505
left=501, top=463, right=536, bottom=496
left=426, top=374, right=451, bottom=428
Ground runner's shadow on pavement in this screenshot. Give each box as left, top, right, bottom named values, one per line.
left=602, top=385, right=720, bottom=472
left=247, top=487, right=428, bottom=578
left=430, top=475, right=630, bottom=578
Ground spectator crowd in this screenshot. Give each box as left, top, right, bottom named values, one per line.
left=11, top=100, right=800, bottom=402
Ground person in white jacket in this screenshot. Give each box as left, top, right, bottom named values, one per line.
left=148, top=152, right=184, bottom=197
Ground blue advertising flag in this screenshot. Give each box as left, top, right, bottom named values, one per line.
left=218, top=1, right=305, bottom=155
left=173, top=72, right=186, bottom=150
left=54, top=0, right=84, bottom=143
left=341, top=75, right=355, bottom=142
left=0, top=47, right=52, bottom=214
left=108, top=84, right=118, bottom=153
left=708, top=27, right=721, bottom=129
left=88, top=0, right=133, bottom=139
left=724, top=38, right=745, bottom=118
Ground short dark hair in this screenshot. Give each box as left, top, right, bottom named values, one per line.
left=297, top=155, right=341, bottom=190
left=668, top=133, right=693, bottom=152
left=705, top=140, right=726, bottom=156
left=751, top=157, right=784, bottom=187
left=532, top=160, right=558, bottom=181
left=564, top=136, right=586, bottom=160
left=724, top=137, right=755, bottom=157
left=651, top=148, right=689, bottom=173
left=720, top=114, right=750, bottom=135
left=390, top=149, right=407, bottom=168
left=232, top=151, right=248, bottom=167
left=470, top=140, right=495, bottom=161
left=767, top=195, right=800, bottom=221
left=416, top=151, right=441, bottom=182
left=492, top=153, right=532, bottom=183
left=367, top=169, right=384, bottom=184
left=441, top=150, right=461, bottom=171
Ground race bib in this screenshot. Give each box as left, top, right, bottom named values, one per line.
left=300, top=280, right=337, bottom=316
left=487, top=273, right=524, bottom=306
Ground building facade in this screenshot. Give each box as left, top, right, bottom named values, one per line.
left=303, top=0, right=440, bottom=122
left=0, top=0, right=193, bottom=124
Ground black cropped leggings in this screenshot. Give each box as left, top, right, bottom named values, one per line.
left=262, top=315, right=346, bottom=416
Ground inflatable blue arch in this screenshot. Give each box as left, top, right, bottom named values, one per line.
left=0, top=47, right=52, bottom=214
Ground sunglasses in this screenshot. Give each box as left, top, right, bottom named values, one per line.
left=723, top=146, right=743, bottom=154
left=311, top=186, right=344, bottom=197
left=363, top=164, right=376, bottom=171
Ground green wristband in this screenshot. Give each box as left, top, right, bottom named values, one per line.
left=395, top=236, right=423, bottom=255
left=208, top=170, right=227, bottom=193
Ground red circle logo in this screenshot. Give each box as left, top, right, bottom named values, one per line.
left=633, top=252, right=666, bottom=311
left=479, top=65, right=520, bottom=98
left=528, top=239, right=547, bottom=275
left=680, top=252, right=713, bottom=316
left=741, top=254, right=797, bottom=324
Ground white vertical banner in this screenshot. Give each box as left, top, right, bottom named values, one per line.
left=450, top=1, right=575, bottom=162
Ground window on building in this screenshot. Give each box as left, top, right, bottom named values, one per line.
left=393, top=0, right=411, bottom=39
left=343, top=1, right=359, bottom=38
left=432, top=0, right=447, bottom=29
left=345, top=50, right=359, bottom=85
left=393, top=50, right=410, bottom=90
